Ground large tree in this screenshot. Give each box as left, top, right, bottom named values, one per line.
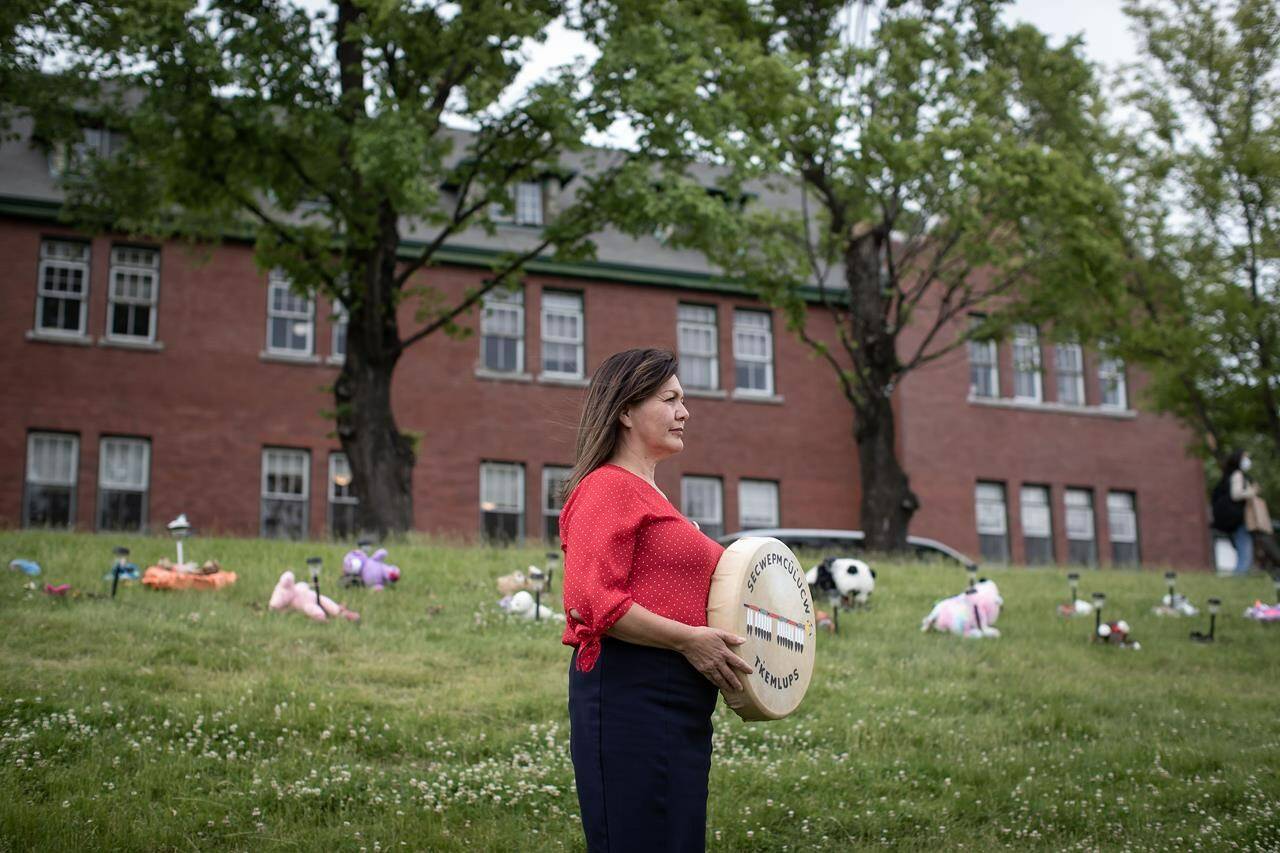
left=9, top=0, right=641, bottom=537
left=1102, top=0, right=1280, bottom=496
left=588, top=0, right=1120, bottom=550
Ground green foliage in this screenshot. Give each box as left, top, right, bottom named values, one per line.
left=2, top=530, right=1279, bottom=850
left=1103, top=0, right=1280, bottom=498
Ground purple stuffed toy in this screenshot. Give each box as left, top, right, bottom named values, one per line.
left=341, top=548, right=401, bottom=590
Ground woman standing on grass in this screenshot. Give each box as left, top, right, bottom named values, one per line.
left=559, top=348, right=751, bottom=853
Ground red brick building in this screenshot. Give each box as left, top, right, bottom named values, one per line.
left=0, top=126, right=1211, bottom=568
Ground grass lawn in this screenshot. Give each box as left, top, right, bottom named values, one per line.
left=1, top=529, right=1278, bottom=851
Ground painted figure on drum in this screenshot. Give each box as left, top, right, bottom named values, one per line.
left=560, top=347, right=752, bottom=853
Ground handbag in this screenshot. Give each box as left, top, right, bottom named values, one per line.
left=1245, top=495, right=1272, bottom=533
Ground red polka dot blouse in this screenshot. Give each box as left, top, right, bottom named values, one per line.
left=560, top=463, right=725, bottom=672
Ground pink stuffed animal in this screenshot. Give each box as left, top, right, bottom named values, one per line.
left=269, top=571, right=359, bottom=622
left=921, top=579, right=1003, bottom=638
left=341, top=548, right=401, bottom=590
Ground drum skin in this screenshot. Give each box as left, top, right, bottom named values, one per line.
left=706, top=537, right=816, bottom=721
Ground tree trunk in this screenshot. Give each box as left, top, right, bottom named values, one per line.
left=855, top=391, right=919, bottom=552
left=335, top=344, right=415, bottom=540
left=843, top=230, right=918, bottom=552
left=334, top=218, right=416, bottom=540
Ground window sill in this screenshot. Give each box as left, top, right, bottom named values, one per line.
left=25, top=329, right=93, bottom=347
left=968, top=395, right=1136, bottom=419
left=99, top=337, right=165, bottom=352
left=325, top=354, right=345, bottom=367
left=259, top=350, right=322, bottom=366
left=685, top=388, right=727, bottom=400
left=731, top=389, right=785, bottom=405
left=537, top=373, right=589, bottom=388
left=476, top=368, right=533, bottom=384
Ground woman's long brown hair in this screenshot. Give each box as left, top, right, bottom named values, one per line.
left=562, top=348, right=679, bottom=501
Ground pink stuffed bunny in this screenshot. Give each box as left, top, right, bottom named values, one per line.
left=269, top=570, right=359, bottom=622
left=921, top=579, right=1002, bottom=638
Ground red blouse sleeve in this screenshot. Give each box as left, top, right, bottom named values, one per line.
left=561, top=473, right=640, bottom=672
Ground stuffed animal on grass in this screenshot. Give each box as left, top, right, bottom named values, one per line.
left=1152, top=594, right=1198, bottom=618
left=496, top=567, right=539, bottom=597
left=806, top=557, right=876, bottom=608
left=341, top=547, right=401, bottom=590
left=269, top=571, right=359, bottom=622
left=1057, top=599, right=1094, bottom=617
left=921, top=579, right=1003, bottom=638
left=9, top=559, right=41, bottom=577
left=1243, top=601, right=1280, bottom=622
left=499, top=590, right=564, bottom=622
left=1096, top=620, right=1140, bottom=649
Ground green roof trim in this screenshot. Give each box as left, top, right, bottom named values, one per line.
left=0, top=194, right=839, bottom=302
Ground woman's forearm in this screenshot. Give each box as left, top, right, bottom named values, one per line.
left=605, top=602, right=697, bottom=652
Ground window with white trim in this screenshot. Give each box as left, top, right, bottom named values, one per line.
left=1020, top=485, right=1053, bottom=565
left=733, top=309, right=774, bottom=395
left=1064, top=488, right=1097, bottom=566
left=968, top=316, right=998, bottom=398
left=739, top=479, right=779, bottom=530
left=1107, top=491, right=1139, bottom=566
left=491, top=181, right=545, bottom=226
left=261, top=448, right=310, bottom=540
left=24, top=432, right=78, bottom=528
left=975, top=481, right=1009, bottom=564
left=266, top=271, right=314, bottom=356
left=542, top=465, right=571, bottom=542
left=1011, top=324, right=1042, bottom=402
left=331, top=300, right=348, bottom=363
left=47, top=127, right=115, bottom=178
left=480, top=462, right=525, bottom=543
left=106, top=246, right=160, bottom=343
left=98, top=436, right=149, bottom=532
left=1054, top=341, right=1085, bottom=406
left=678, top=304, right=719, bottom=391
left=328, top=452, right=358, bottom=539
left=36, top=239, right=90, bottom=336
left=481, top=287, right=524, bottom=373
left=541, top=291, right=584, bottom=379
left=1099, top=356, right=1127, bottom=409
left=682, top=476, right=724, bottom=540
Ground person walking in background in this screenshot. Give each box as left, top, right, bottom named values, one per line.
left=1212, top=450, right=1256, bottom=574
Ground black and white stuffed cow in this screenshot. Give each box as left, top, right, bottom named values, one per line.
left=805, top=556, right=876, bottom=608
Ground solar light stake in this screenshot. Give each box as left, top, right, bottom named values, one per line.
left=111, top=546, right=129, bottom=599
left=966, top=564, right=978, bottom=591
left=1164, top=571, right=1177, bottom=606
left=168, top=514, right=192, bottom=565
left=1192, top=597, right=1221, bottom=643
left=1067, top=572, right=1080, bottom=604
left=828, top=590, right=841, bottom=635
left=1092, top=592, right=1106, bottom=638
left=544, top=551, right=560, bottom=593
left=529, top=567, right=547, bottom=621
left=307, top=556, right=323, bottom=611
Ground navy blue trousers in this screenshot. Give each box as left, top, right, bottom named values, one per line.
left=569, top=637, right=718, bottom=853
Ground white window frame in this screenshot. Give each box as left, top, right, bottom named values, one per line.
left=541, top=291, right=584, bottom=380
left=1065, top=488, right=1096, bottom=540
left=481, top=287, right=525, bottom=374
left=1054, top=340, right=1085, bottom=406
left=106, top=246, right=160, bottom=343
left=328, top=452, right=358, bottom=536
left=681, top=475, right=724, bottom=538
left=260, top=448, right=310, bottom=539
left=36, top=239, right=91, bottom=337
left=1099, top=355, right=1128, bottom=410
left=265, top=271, right=315, bottom=357
left=98, top=436, right=150, bottom=531
left=975, top=481, right=1009, bottom=563
left=47, top=127, right=114, bottom=178
left=480, top=461, right=526, bottom=542
left=1011, top=324, right=1042, bottom=403
left=739, top=479, right=779, bottom=529
left=542, top=465, right=572, bottom=542
left=968, top=317, right=999, bottom=399
left=514, top=181, right=545, bottom=226
left=1019, top=484, right=1053, bottom=564
left=24, top=432, right=79, bottom=528
left=1107, top=491, right=1138, bottom=544
left=733, top=309, right=774, bottom=396
left=678, top=303, right=719, bottom=391
left=330, top=300, right=348, bottom=364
